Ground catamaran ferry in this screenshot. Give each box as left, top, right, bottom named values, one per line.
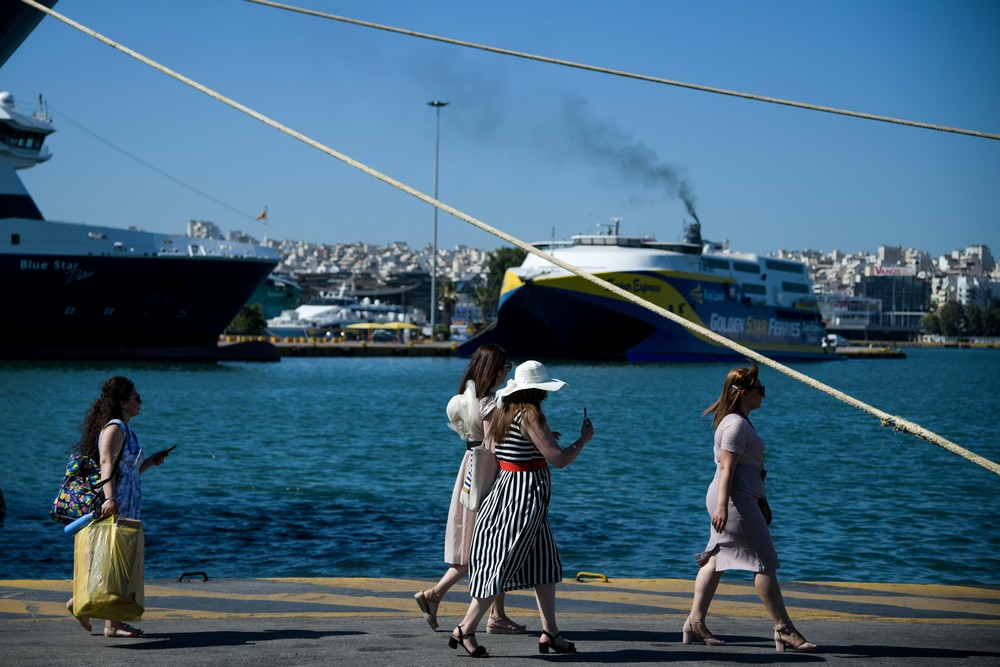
left=459, top=221, right=829, bottom=362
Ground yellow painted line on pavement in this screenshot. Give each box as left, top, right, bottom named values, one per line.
left=803, top=581, right=1000, bottom=599
left=2, top=578, right=998, bottom=626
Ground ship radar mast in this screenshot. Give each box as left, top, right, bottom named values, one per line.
left=597, top=216, right=622, bottom=236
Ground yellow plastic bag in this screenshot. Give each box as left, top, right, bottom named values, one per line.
left=73, top=516, right=144, bottom=621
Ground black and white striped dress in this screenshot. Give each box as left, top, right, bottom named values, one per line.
left=467, top=412, right=562, bottom=597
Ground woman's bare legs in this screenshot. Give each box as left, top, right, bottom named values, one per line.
left=422, top=564, right=468, bottom=611
left=453, top=595, right=496, bottom=654
left=534, top=583, right=572, bottom=650
left=684, top=556, right=725, bottom=645
left=689, top=556, right=722, bottom=622
left=754, top=571, right=816, bottom=651
left=487, top=591, right=524, bottom=632
left=753, top=571, right=792, bottom=626
left=420, top=565, right=519, bottom=630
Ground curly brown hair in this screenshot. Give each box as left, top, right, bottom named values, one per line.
left=77, top=376, right=134, bottom=458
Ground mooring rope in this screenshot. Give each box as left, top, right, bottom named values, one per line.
left=245, top=0, right=1000, bottom=143
left=19, top=0, right=1000, bottom=477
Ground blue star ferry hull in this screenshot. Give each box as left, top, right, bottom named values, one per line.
left=0, top=8, right=281, bottom=361
left=0, top=226, right=277, bottom=360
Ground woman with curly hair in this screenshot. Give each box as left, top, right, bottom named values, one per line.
left=66, top=376, right=172, bottom=638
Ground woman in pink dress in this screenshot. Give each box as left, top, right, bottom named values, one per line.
left=684, top=361, right=817, bottom=652
left=414, top=344, right=525, bottom=635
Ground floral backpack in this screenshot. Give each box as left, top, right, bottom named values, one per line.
left=50, top=430, right=125, bottom=525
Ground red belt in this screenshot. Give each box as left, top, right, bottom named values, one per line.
left=498, top=459, right=548, bottom=472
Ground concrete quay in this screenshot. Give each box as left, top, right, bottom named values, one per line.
left=1, top=577, right=998, bottom=666
left=272, top=340, right=459, bottom=357
left=213, top=339, right=461, bottom=360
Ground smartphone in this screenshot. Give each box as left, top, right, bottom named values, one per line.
left=584, top=407, right=591, bottom=427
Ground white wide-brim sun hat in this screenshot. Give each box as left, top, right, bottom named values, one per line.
left=495, top=360, right=566, bottom=406
left=446, top=379, right=478, bottom=441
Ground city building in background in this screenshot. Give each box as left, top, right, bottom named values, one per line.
left=188, top=218, right=997, bottom=342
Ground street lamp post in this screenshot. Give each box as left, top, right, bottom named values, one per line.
left=428, top=100, right=448, bottom=339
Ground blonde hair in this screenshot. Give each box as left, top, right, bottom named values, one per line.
left=703, top=361, right=759, bottom=429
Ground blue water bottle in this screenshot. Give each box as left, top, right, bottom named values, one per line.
left=64, top=511, right=96, bottom=536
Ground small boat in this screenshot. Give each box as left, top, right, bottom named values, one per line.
left=835, top=346, right=907, bottom=359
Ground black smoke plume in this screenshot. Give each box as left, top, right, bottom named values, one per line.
left=550, top=98, right=699, bottom=223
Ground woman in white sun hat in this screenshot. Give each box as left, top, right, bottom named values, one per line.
left=447, top=360, right=594, bottom=658
left=413, top=344, right=525, bottom=635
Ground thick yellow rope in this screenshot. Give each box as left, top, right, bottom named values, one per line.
left=245, top=0, right=1000, bottom=143
left=19, top=0, right=1000, bottom=477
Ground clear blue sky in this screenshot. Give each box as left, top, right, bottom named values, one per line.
left=3, top=0, right=998, bottom=258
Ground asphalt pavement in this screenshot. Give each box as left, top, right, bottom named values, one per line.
left=1, top=577, right=998, bottom=666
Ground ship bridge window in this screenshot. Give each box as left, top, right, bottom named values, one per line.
left=703, top=257, right=730, bottom=271
left=732, top=261, right=760, bottom=274
left=0, top=126, right=48, bottom=150
left=765, top=259, right=805, bottom=274
left=741, top=283, right=767, bottom=295
left=580, top=236, right=641, bottom=247
left=781, top=281, right=810, bottom=294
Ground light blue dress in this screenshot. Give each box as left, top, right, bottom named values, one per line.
left=106, top=419, right=144, bottom=520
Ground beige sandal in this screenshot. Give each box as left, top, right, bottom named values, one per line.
left=104, top=622, right=143, bottom=638
left=413, top=590, right=439, bottom=630
left=487, top=615, right=526, bottom=634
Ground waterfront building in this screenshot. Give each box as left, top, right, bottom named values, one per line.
left=241, top=235, right=994, bottom=339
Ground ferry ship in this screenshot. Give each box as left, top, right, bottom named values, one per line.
left=0, top=3, right=278, bottom=360
left=459, top=221, right=829, bottom=362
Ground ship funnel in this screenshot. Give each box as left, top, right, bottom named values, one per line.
left=683, top=221, right=703, bottom=246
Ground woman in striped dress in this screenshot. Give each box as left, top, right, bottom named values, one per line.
left=414, top=344, right=524, bottom=635
left=448, top=361, right=594, bottom=658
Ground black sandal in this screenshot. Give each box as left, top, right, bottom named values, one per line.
left=539, top=630, right=576, bottom=654
left=449, top=625, right=488, bottom=658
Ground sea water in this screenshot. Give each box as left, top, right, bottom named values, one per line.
left=1, top=348, right=998, bottom=586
